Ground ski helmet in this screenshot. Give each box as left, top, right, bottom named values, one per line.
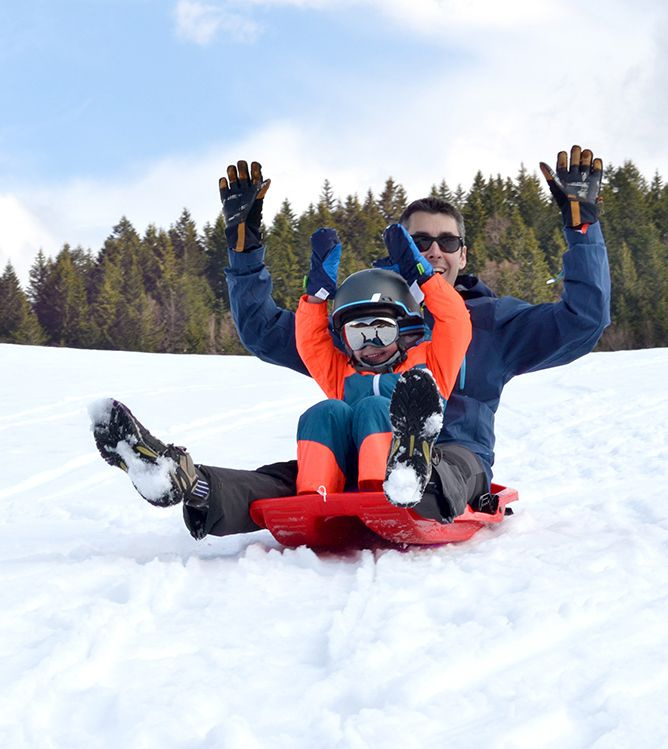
left=331, top=269, right=426, bottom=371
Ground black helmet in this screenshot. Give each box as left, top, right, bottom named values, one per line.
left=331, top=269, right=426, bottom=374
left=332, top=268, right=423, bottom=330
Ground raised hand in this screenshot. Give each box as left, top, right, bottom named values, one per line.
left=218, top=160, right=271, bottom=252
left=540, top=145, right=603, bottom=228
left=305, top=227, right=342, bottom=300
left=382, top=223, right=434, bottom=286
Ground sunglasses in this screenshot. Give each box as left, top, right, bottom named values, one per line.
left=411, top=233, right=464, bottom=254
left=343, top=316, right=399, bottom=351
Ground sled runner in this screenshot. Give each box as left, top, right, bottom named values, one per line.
left=250, top=483, right=518, bottom=548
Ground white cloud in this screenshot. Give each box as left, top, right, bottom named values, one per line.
left=174, top=0, right=261, bottom=45
left=368, top=0, right=562, bottom=34
left=10, top=122, right=376, bottom=268
left=5, top=0, right=668, bottom=283
left=0, top=195, right=57, bottom=288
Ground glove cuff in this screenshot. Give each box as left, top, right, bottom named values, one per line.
left=225, top=224, right=262, bottom=253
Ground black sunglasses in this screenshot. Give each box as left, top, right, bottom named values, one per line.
left=411, top=233, right=464, bottom=254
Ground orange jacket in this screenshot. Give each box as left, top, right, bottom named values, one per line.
left=295, top=273, right=472, bottom=401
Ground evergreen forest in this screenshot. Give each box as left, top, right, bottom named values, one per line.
left=2, top=160, right=667, bottom=353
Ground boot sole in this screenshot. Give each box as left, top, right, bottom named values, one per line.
left=384, top=368, right=443, bottom=507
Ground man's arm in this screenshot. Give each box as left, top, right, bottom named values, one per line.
left=220, top=159, right=309, bottom=375
left=494, top=220, right=611, bottom=376
left=495, top=146, right=611, bottom=376
left=225, top=247, right=308, bottom=374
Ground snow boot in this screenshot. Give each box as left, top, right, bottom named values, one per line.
left=90, top=398, right=209, bottom=508
left=383, top=368, right=444, bottom=508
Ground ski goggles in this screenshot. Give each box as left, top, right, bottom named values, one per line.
left=411, top=232, right=464, bottom=254
left=342, top=316, right=400, bottom=351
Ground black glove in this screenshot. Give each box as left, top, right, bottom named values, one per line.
left=540, top=145, right=603, bottom=228
left=218, top=160, right=271, bottom=252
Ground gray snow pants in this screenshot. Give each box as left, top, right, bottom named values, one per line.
left=183, top=444, right=488, bottom=540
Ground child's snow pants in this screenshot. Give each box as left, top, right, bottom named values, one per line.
left=296, top=396, right=392, bottom=494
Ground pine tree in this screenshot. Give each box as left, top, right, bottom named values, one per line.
left=359, top=189, right=387, bottom=266
left=48, top=245, right=96, bottom=347
left=93, top=254, right=124, bottom=349
left=27, top=250, right=54, bottom=333
left=648, top=172, right=668, bottom=243
left=601, top=240, right=640, bottom=349
left=98, top=217, right=143, bottom=268
left=203, top=214, right=231, bottom=307
left=142, top=224, right=172, bottom=296
left=170, top=209, right=206, bottom=277
left=154, top=236, right=182, bottom=352
left=453, top=185, right=466, bottom=209
left=0, top=263, right=46, bottom=344
left=482, top=175, right=510, bottom=219
left=295, top=205, right=324, bottom=271
left=337, top=194, right=367, bottom=280
left=177, top=274, right=216, bottom=353
left=319, top=180, right=336, bottom=216
left=265, top=199, right=302, bottom=308
left=378, top=178, right=407, bottom=223
left=512, top=164, right=558, bottom=247
left=462, top=172, right=490, bottom=272
left=430, top=179, right=454, bottom=203
left=482, top=210, right=554, bottom=303
left=116, top=252, right=160, bottom=352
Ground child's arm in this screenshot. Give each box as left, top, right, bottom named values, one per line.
left=422, top=274, right=472, bottom=398
left=295, top=297, right=349, bottom=399
left=381, top=223, right=472, bottom=399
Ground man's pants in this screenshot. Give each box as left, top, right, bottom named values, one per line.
left=184, top=443, right=488, bottom=539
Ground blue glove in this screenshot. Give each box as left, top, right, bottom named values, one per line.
left=305, top=228, right=342, bottom=299
left=372, top=255, right=400, bottom=273
left=382, top=223, right=434, bottom=286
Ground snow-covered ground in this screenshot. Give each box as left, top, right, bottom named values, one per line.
left=2, top=343, right=668, bottom=749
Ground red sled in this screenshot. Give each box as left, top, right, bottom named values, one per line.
left=250, top=483, right=518, bottom=549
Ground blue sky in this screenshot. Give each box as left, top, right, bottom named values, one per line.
left=2, top=0, right=667, bottom=284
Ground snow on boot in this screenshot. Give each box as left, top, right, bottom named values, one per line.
left=89, top=398, right=208, bottom=508
left=383, top=368, right=444, bottom=508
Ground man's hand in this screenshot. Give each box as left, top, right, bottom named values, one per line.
left=540, top=145, right=603, bottom=228
left=305, top=227, right=342, bottom=300
left=219, top=160, right=271, bottom=252
left=383, top=223, right=434, bottom=286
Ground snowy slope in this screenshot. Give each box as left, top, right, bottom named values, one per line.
left=2, top=343, right=668, bottom=749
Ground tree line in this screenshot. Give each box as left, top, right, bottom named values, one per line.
left=1, top=159, right=667, bottom=352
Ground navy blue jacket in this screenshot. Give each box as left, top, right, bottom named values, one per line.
left=225, top=222, right=611, bottom=482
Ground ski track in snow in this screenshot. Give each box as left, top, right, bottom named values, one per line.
left=1, top=343, right=668, bottom=748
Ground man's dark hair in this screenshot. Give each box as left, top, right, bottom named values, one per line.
left=399, top=197, right=466, bottom=242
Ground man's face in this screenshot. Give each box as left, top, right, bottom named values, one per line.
left=404, top=211, right=467, bottom=286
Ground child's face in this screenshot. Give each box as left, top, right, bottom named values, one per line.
left=352, top=341, right=399, bottom=368
left=343, top=314, right=401, bottom=369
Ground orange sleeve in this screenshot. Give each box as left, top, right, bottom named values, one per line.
left=295, top=296, right=350, bottom=399
left=422, top=275, right=472, bottom=398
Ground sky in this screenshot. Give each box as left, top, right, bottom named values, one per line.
left=2, top=0, right=668, bottom=286
left=2, top=342, right=668, bottom=747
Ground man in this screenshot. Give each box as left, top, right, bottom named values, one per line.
left=92, top=147, right=610, bottom=541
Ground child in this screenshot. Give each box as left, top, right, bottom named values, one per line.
left=295, top=225, right=472, bottom=508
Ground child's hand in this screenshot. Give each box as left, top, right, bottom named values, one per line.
left=383, top=224, right=434, bottom=286
left=305, top=228, right=342, bottom=300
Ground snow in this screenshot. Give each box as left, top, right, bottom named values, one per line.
left=422, top=411, right=444, bottom=438
left=2, top=342, right=668, bottom=748
left=383, top=464, right=422, bottom=507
